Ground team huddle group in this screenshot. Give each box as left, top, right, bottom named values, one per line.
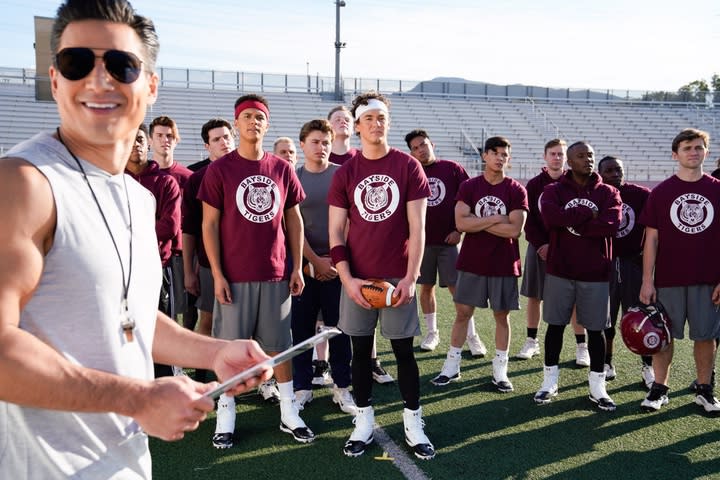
left=3, top=1, right=720, bottom=478
left=130, top=85, right=720, bottom=462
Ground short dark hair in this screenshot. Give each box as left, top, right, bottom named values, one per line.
left=149, top=115, right=180, bottom=141
left=544, top=138, right=566, bottom=154
left=671, top=128, right=710, bottom=153
left=234, top=94, right=269, bottom=111
left=137, top=123, right=148, bottom=136
left=299, top=119, right=334, bottom=143
left=51, top=0, right=159, bottom=73
left=567, top=141, right=592, bottom=157
left=483, top=136, right=511, bottom=153
left=201, top=118, right=232, bottom=144
left=350, top=91, right=390, bottom=121
left=597, top=155, right=621, bottom=172
left=327, top=105, right=350, bottom=120
left=404, top=129, right=430, bottom=149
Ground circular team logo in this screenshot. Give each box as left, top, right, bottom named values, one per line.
left=354, top=174, right=400, bottom=222
left=643, top=331, right=661, bottom=349
left=427, top=177, right=446, bottom=207
left=235, top=175, right=281, bottom=223
left=474, top=195, right=507, bottom=217
left=564, top=198, right=598, bottom=236
left=616, top=203, right=636, bottom=238
left=669, top=193, right=714, bottom=234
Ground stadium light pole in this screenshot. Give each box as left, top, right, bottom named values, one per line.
left=334, top=0, right=346, bottom=101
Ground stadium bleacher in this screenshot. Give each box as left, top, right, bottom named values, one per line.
left=1, top=72, right=718, bottom=181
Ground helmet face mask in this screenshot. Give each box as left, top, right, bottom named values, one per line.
left=620, top=303, right=672, bottom=356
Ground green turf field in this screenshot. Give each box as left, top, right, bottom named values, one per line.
left=151, top=239, right=720, bottom=480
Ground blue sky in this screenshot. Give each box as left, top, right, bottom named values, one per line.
left=1, top=0, right=718, bottom=91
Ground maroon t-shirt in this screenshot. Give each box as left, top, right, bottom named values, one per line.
left=182, top=165, right=210, bottom=268
left=329, top=148, right=358, bottom=166
left=614, top=182, right=650, bottom=258
left=198, top=150, right=305, bottom=282
left=327, top=148, right=430, bottom=279
left=423, top=159, right=469, bottom=246
left=126, top=160, right=181, bottom=267
left=455, top=176, right=528, bottom=277
left=639, top=174, right=720, bottom=287
left=524, top=167, right=559, bottom=249
left=541, top=171, right=621, bottom=282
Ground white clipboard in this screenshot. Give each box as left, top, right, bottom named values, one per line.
left=203, top=327, right=342, bottom=399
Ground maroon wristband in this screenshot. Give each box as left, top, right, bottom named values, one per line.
left=330, top=245, right=348, bottom=265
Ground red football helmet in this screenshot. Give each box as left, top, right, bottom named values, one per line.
left=620, top=303, right=672, bottom=356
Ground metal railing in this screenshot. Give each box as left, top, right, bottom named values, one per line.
left=1, top=66, right=718, bottom=107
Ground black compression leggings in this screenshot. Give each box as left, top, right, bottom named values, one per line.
left=351, top=335, right=420, bottom=410
left=545, top=325, right=606, bottom=372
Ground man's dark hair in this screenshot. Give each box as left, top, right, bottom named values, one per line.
left=567, top=141, right=591, bottom=157
left=350, top=91, right=390, bottom=120
left=137, top=123, right=148, bottom=136
left=327, top=105, right=350, bottom=120
left=51, top=0, right=159, bottom=73
left=149, top=115, right=180, bottom=141
left=201, top=118, right=232, bottom=144
left=483, top=136, right=511, bottom=153
left=299, top=119, right=334, bottom=143
left=234, top=94, right=269, bottom=111
left=597, top=155, right=621, bottom=172
left=671, top=128, right=710, bottom=153
left=404, top=129, right=430, bottom=149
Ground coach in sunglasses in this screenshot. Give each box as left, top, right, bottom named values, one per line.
left=0, top=1, right=272, bottom=478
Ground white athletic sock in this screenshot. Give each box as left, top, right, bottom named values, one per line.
left=466, top=317, right=477, bottom=337
left=215, top=393, right=236, bottom=433
left=495, top=350, right=508, bottom=360
left=425, top=312, right=438, bottom=332
left=448, top=346, right=462, bottom=358
left=277, top=380, right=294, bottom=400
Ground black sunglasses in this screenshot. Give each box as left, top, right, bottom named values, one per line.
left=55, top=47, right=143, bottom=84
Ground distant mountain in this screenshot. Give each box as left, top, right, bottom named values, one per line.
left=403, top=77, right=623, bottom=101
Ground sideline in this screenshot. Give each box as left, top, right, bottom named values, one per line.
left=373, top=424, right=431, bottom=480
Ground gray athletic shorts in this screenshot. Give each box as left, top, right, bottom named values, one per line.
left=520, top=243, right=546, bottom=299
left=338, top=279, right=421, bottom=339
left=170, top=254, right=187, bottom=316
left=418, top=244, right=459, bottom=287
left=543, top=274, right=610, bottom=331
left=195, top=266, right=215, bottom=313
left=657, top=285, right=720, bottom=341
left=213, top=281, right=292, bottom=352
left=453, top=270, right=520, bottom=312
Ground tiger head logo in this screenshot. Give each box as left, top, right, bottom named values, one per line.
left=364, top=184, right=389, bottom=212
left=247, top=185, right=273, bottom=212
left=679, top=202, right=703, bottom=226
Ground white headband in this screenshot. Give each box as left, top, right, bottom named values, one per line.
left=354, top=99, right=389, bottom=120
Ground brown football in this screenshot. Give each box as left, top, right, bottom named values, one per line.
left=360, top=279, right=399, bottom=308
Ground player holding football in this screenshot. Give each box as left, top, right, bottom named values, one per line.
left=534, top=142, right=622, bottom=411
left=431, top=136, right=528, bottom=393
left=327, top=92, right=435, bottom=460
left=639, top=128, right=720, bottom=413
left=597, top=155, right=655, bottom=388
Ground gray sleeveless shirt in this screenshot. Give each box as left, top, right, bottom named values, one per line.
left=0, top=132, right=162, bottom=479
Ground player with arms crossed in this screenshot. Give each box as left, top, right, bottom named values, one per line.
left=431, top=136, right=528, bottom=393
left=639, top=128, right=720, bottom=413
left=534, top=142, right=621, bottom=411
left=328, top=92, right=435, bottom=460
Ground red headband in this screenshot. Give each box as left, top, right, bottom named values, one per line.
left=234, top=100, right=270, bottom=120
